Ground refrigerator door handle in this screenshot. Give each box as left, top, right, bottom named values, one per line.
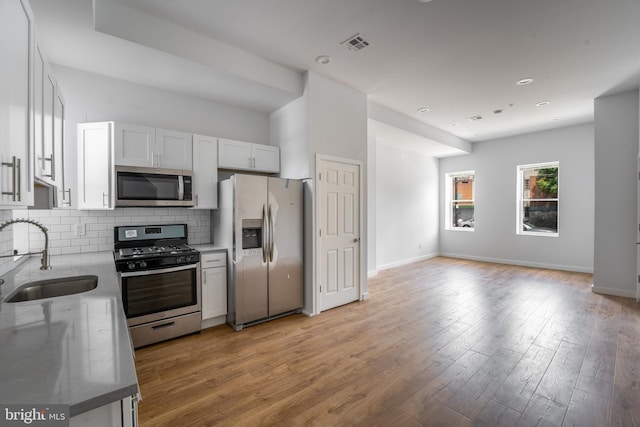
left=262, top=204, right=268, bottom=263
left=268, top=204, right=275, bottom=263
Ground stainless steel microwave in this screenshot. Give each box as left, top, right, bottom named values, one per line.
left=115, top=165, right=194, bottom=207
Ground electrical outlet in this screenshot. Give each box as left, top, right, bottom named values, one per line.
left=75, top=223, right=85, bottom=236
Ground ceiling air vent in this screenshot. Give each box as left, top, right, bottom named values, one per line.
left=341, top=33, right=371, bottom=52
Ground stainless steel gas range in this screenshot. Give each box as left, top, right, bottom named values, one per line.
left=113, top=224, right=201, bottom=348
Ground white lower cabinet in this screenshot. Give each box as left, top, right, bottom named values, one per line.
left=69, top=396, right=138, bottom=427
left=201, top=252, right=227, bottom=325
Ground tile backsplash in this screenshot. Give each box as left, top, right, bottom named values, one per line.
left=11, top=208, right=212, bottom=256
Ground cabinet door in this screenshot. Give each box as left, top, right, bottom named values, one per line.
left=252, top=144, right=280, bottom=173
left=202, top=267, right=227, bottom=319
left=78, top=122, right=114, bottom=209
left=34, top=44, right=45, bottom=179
left=192, top=134, right=217, bottom=209
left=54, top=85, right=67, bottom=205
left=155, top=128, right=192, bottom=170
left=0, top=0, right=35, bottom=207
left=42, top=68, right=55, bottom=181
left=114, top=123, right=155, bottom=167
left=218, top=138, right=252, bottom=170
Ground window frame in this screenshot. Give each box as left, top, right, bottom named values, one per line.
left=445, top=170, right=475, bottom=232
left=516, top=161, right=559, bottom=237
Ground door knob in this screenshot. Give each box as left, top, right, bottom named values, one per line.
left=353, top=238, right=360, bottom=243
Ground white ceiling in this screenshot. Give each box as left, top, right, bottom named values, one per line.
left=30, top=0, right=640, bottom=153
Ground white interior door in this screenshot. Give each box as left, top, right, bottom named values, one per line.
left=318, top=158, right=360, bottom=311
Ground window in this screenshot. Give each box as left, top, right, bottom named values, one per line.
left=445, top=171, right=475, bottom=230
left=517, top=162, right=558, bottom=236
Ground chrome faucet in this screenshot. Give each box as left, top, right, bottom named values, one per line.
left=0, top=218, right=52, bottom=270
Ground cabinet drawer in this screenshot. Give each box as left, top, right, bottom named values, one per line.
left=201, top=252, right=226, bottom=268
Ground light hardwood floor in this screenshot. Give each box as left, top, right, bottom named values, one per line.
left=134, top=257, right=640, bottom=426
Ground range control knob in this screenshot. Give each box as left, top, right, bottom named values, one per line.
left=127, top=262, right=136, bottom=270
left=139, top=261, right=147, bottom=268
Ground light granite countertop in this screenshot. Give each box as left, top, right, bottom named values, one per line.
left=0, top=252, right=139, bottom=417
left=191, top=244, right=227, bottom=253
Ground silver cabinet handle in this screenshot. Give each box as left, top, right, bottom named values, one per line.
left=102, top=192, right=109, bottom=208
left=59, top=188, right=71, bottom=207
left=2, top=156, right=19, bottom=201
left=44, top=153, right=54, bottom=180
left=16, top=157, right=21, bottom=201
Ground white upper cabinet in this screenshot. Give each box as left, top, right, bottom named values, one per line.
left=218, top=138, right=279, bottom=173
left=252, top=144, right=280, bottom=173
left=218, top=138, right=252, bottom=170
left=77, top=122, right=114, bottom=210
left=0, top=0, right=35, bottom=207
left=54, top=83, right=69, bottom=206
left=155, top=128, right=192, bottom=170
left=34, top=49, right=65, bottom=195
left=114, top=123, right=155, bottom=168
left=114, top=124, right=192, bottom=170
left=192, top=134, right=218, bottom=209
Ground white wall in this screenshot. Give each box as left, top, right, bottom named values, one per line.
left=593, top=89, right=639, bottom=298
left=53, top=64, right=271, bottom=208
left=373, top=141, right=439, bottom=272
left=270, top=94, right=309, bottom=179
left=440, top=123, right=595, bottom=272
left=305, top=72, right=369, bottom=309
left=367, top=136, right=377, bottom=275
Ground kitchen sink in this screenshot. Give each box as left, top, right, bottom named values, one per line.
left=4, top=275, right=98, bottom=303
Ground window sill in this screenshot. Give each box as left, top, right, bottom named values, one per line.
left=517, top=231, right=558, bottom=238
left=446, top=227, right=475, bottom=232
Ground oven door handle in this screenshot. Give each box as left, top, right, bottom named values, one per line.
left=119, top=263, right=198, bottom=277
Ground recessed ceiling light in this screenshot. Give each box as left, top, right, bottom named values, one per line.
left=417, top=107, right=430, bottom=113
left=450, top=122, right=459, bottom=127
left=315, top=55, right=331, bottom=65
left=536, top=101, right=551, bottom=107
left=418, top=0, right=433, bottom=3
left=551, top=117, right=564, bottom=121
left=517, top=78, right=534, bottom=85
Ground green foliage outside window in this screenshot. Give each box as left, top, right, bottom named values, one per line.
left=535, top=167, right=558, bottom=197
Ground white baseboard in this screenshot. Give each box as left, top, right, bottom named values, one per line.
left=591, top=285, right=637, bottom=299
left=360, top=292, right=370, bottom=301
left=367, top=270, right=378, bottom=277
left=201, top=315, right=226, bottom=329
left=376, top=253, right=439, bottom=272
left=439, top=252, right=594, bottom=274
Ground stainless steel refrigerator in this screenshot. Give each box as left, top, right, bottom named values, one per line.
left=213, top=174, right=303, bottom=331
